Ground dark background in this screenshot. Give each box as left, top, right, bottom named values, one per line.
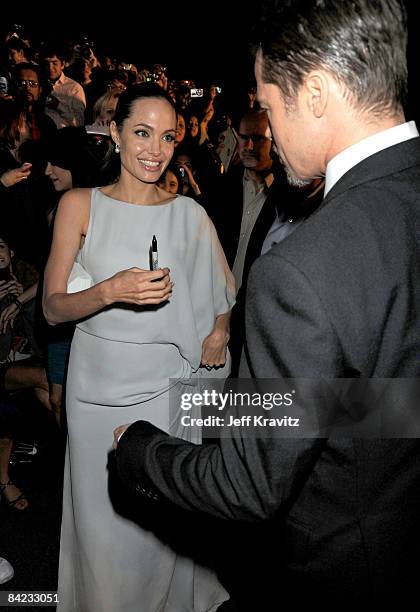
left=1, top=2, right=259, bottom=86
left=1, top=1, right=419, bottom=119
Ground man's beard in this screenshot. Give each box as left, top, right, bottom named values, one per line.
left=284, top=166, right=312, bottom=189
left=274, top=151, right=312, bottom=188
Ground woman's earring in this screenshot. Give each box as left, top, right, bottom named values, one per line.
left=115, top=143, right=120, bottom=153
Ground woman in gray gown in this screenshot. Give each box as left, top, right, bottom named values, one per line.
left=43, top=83, right=235, bottom=612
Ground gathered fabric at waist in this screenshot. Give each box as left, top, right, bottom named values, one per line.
left=76, top=298, right=203, bottom=370
left=68, top=327, right=193, bottom=407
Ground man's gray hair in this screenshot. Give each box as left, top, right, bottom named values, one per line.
left=255, top=0, right=408, bottom=117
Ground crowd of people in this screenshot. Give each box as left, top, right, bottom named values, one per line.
left=1, top=1, right=420, bottom=610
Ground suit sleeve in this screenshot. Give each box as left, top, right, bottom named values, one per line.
left=115, top=249, right=340, bottom=521
left=115, top=419, right=324, bottom=521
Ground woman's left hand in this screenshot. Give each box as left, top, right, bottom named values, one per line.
left=200, top=326, right=229, bottom=369
left=0, top=302, right=19, bottom=335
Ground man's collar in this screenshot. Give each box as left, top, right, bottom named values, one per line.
left=325, top=121, right=419, bottom=196
left=52, top=72, right=66, bottom=86
left=244, top=168, right=274, bottom=190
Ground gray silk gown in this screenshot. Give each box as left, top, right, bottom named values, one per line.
left=57, top=188, right=235, bottom=612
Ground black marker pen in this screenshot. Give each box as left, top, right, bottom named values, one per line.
left=151, top=235, right=158, bottom=270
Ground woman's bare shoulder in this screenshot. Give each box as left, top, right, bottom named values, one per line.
left=55, top=188, right=93, bottom=234
left=58, top=187, right=93, bottom=208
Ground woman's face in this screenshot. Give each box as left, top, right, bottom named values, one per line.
left=174, top=153, right=193, bottom=193
left=0, top=239, right=12, bottom=271
left=188, top=115, right=199, bottom=139
left=83, top=60, right=92, bottom=80
left=45, top=162, right=73, bottom=191
left=111, top=97, right=176, bottom=183
left=159, top=169, right=179, bottom=194
left=98, top=95, right=119, bottom=125
left=175, top=113, right=186, bottom=145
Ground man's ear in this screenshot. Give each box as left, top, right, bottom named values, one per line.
left=303, top=71, right=329, bottom=118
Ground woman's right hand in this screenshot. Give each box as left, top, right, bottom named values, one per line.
left=0, top=279, right=23, bottom=300
left=0, top=163, right=32, bottom=188
left=178, top=163, right=201, bottom=196
left=103, top=267, right=173, bottom=306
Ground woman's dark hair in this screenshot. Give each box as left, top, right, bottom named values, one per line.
left=113, top=82, right=176, bottom=129
left=158, top=163, right=184, bottom=194
left=6, top=37, right=30, bottom=56
left=0, top=234, right=13, bottom=251
left=44, top=127, right=103, bottom=188
left=0, top=98, right=26, bottom=149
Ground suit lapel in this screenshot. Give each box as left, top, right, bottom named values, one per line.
left=322, top=136, right=420, bottom=207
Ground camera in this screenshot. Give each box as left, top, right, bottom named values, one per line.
left=215, top=86, right=222, bottom=94
left=0, top=76, right=8, bottom=95
left=190, top=88, right=204, bottom=98
left=79, top=34, right=95, bottom=60
left=81, top=46, right=93, bottom=60
left=8, top=23, right=25, bottom=39
left=45, top=93, right=59, bottom=110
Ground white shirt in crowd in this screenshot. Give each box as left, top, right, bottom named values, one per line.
left=45, top=72, right=86, bottom=129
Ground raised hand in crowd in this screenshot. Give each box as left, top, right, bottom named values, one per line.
left=0, top=162, right=32, bottom=187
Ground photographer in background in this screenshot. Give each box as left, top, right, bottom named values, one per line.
left=152, top=64, right=168, bottom=89
left=117, top=60, right=138, bottom=86
left=104, top=69, right=129, bottom=93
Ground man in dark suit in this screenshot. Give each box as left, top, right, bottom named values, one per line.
left=210, top=109, right=275, bottom=272
left=113, top=0, right=420, bottom=606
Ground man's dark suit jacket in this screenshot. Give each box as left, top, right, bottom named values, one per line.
left=115, top=137, right=420, bottom=606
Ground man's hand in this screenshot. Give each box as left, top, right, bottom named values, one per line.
left=112, top=424, right=131, bottom=449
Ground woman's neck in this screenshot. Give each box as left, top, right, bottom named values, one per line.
left=103, top=175, right=174, bottom=206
